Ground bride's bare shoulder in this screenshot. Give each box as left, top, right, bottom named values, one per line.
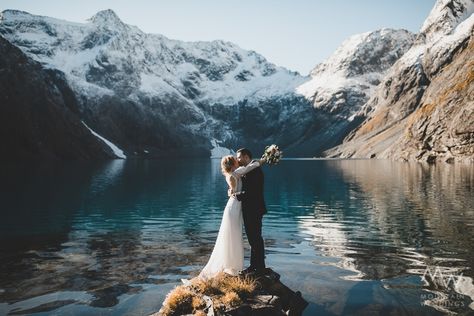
left=225, top=174, right=237, bottom=186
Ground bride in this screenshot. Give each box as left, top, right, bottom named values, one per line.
left=199, top=155, right=265, bottom=279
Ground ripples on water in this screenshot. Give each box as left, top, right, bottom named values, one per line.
left=0, top=159, right=473, bottom=315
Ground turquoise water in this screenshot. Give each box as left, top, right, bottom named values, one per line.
left=0, top=159, right=473, bottom=315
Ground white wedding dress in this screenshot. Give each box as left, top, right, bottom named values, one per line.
left=198, top=160, right=261, bottom=279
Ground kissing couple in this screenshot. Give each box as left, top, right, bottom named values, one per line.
left=199, top=148, right=268, bottom=279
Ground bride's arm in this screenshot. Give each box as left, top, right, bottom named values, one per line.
left=233, top=158, right=266, bottom=177
left=226, top=175, right=237, bottom=194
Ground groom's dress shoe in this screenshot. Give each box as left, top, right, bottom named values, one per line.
left=242, top=269, right=266, bottom=278
left=239, top=266, right=256, bottom=276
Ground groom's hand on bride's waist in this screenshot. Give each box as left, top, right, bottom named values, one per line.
left=235, top=193, right=242, bottom=201
left=233, top=191, right=245, bottom=201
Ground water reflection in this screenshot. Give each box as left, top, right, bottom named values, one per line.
left=296, top=160, right=474, bottom=314
left=88, top=159, right=125, bottom=196
left=0, top=159, right=473, bottom=315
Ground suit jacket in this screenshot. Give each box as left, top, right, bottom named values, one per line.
left=241, top=160, right=267, bottom=215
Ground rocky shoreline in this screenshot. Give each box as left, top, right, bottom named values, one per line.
left=153, top=268, right=308, bottom=316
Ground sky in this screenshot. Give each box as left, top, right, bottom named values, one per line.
left=1, top=0, right=437, bottom=75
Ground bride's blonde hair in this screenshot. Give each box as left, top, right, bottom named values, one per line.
left=221, top=155, right=236, bottom=175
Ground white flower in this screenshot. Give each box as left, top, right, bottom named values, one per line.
left=261, top=144, right=283, bottom=165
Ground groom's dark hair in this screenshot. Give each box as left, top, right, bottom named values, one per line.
left=237, top=148, right=252, bottom=159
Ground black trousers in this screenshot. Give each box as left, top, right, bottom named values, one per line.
left=242, top=210, right=265, bottom=270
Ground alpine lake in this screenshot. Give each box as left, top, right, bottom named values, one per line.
left=0, top=158, right=473, bottom=315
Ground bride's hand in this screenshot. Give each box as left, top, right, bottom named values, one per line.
left=227, top=188, right=232, bottom=197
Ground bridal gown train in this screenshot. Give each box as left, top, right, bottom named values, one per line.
left=198, top=161, right=260, bottom=279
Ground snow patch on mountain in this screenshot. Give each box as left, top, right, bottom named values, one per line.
left=296, top=28, right=415, bottom=116
left=398, top=2, right=474, bottom=69
left=0, top=9, right=306, bottom=108
left=428, top=10, right=474, bottom=56
left=210, top=139, right=235, bottom=158
left=82, top=121, right=126, bottom=159
left=421, top=0, right=474, bottom=41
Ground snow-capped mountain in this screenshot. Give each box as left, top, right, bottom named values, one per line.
left=0, top=8, right=435, bottom=159
left=0, top=9, right=314, bottom=157
left=296, top=29, right=415, bottom=118
left=325, top=0, right=474, bottom=163
left=420, top=0, right=474, bottom=41
left=285, top=28, right=416, bottom=154
left=0, top=9, right=305, bottom=104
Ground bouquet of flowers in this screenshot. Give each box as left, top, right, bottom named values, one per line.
left=262, top=144, right=283, bottom=165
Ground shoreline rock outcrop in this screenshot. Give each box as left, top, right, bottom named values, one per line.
left=154, top=268, right=308, bottom=316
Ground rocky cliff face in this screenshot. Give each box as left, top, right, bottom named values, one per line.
left=297, top=29, right=415, bottom=117
left=0, top=35, right=116, bottom=160
left=325, top=0, right=474, bottom=163
left=294, top=29, right=415, bottom=152
left=383, top=36, right=474, bottom=163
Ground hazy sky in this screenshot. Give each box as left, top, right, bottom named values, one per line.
left=1, top=0, right=436, bottom=75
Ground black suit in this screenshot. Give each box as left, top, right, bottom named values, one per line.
left=240, top=160, right=266, bottom=270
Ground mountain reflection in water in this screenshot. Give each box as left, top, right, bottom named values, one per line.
left=0, top=159, right=472, bottom=315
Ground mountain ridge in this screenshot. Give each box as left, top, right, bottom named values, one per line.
left=324, top=0, right=474, bottom=162
left=2, top=2, right=467, bottom=161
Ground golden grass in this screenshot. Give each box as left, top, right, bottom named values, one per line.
left=452, top=62, right=474, bottom=92
left=160, top=272, right=258, bottom=316
left=218, top=291, right=242, bottom=307
left=408, top=102, right=436, bottom=123
left=191, top=296, right=206, bottom=311
left=190, top=275, right=224, bottom=296
left=159, top=285, right=194, bottom=316
left=434, top=61, right=474, bottom=108
left=189, top=272, right=256, bottom=298
left=220, top=274, right=257, bottom=298
left=356, top=109, right=389, bottom=136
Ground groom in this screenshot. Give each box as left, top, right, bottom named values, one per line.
left=235, top=148, right=267, bottom=275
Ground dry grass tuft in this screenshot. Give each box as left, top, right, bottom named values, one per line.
left=190, top=275, right=224, bottom=296
left=160, top=273, right=258, bottom=315
left=191, top=295, right=206, bottom=311
left=356, top=109, right=389, bottom=136
left=189, top=272, right=257, bottom=298
left=220, top=274, right=257, bottom=298
left=218, top=291, right=242, bottom=307
left=160, top=285, right=194, bottom=316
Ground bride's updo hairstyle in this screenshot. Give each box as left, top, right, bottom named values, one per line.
left=221, top=155, right=236, bottom=175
